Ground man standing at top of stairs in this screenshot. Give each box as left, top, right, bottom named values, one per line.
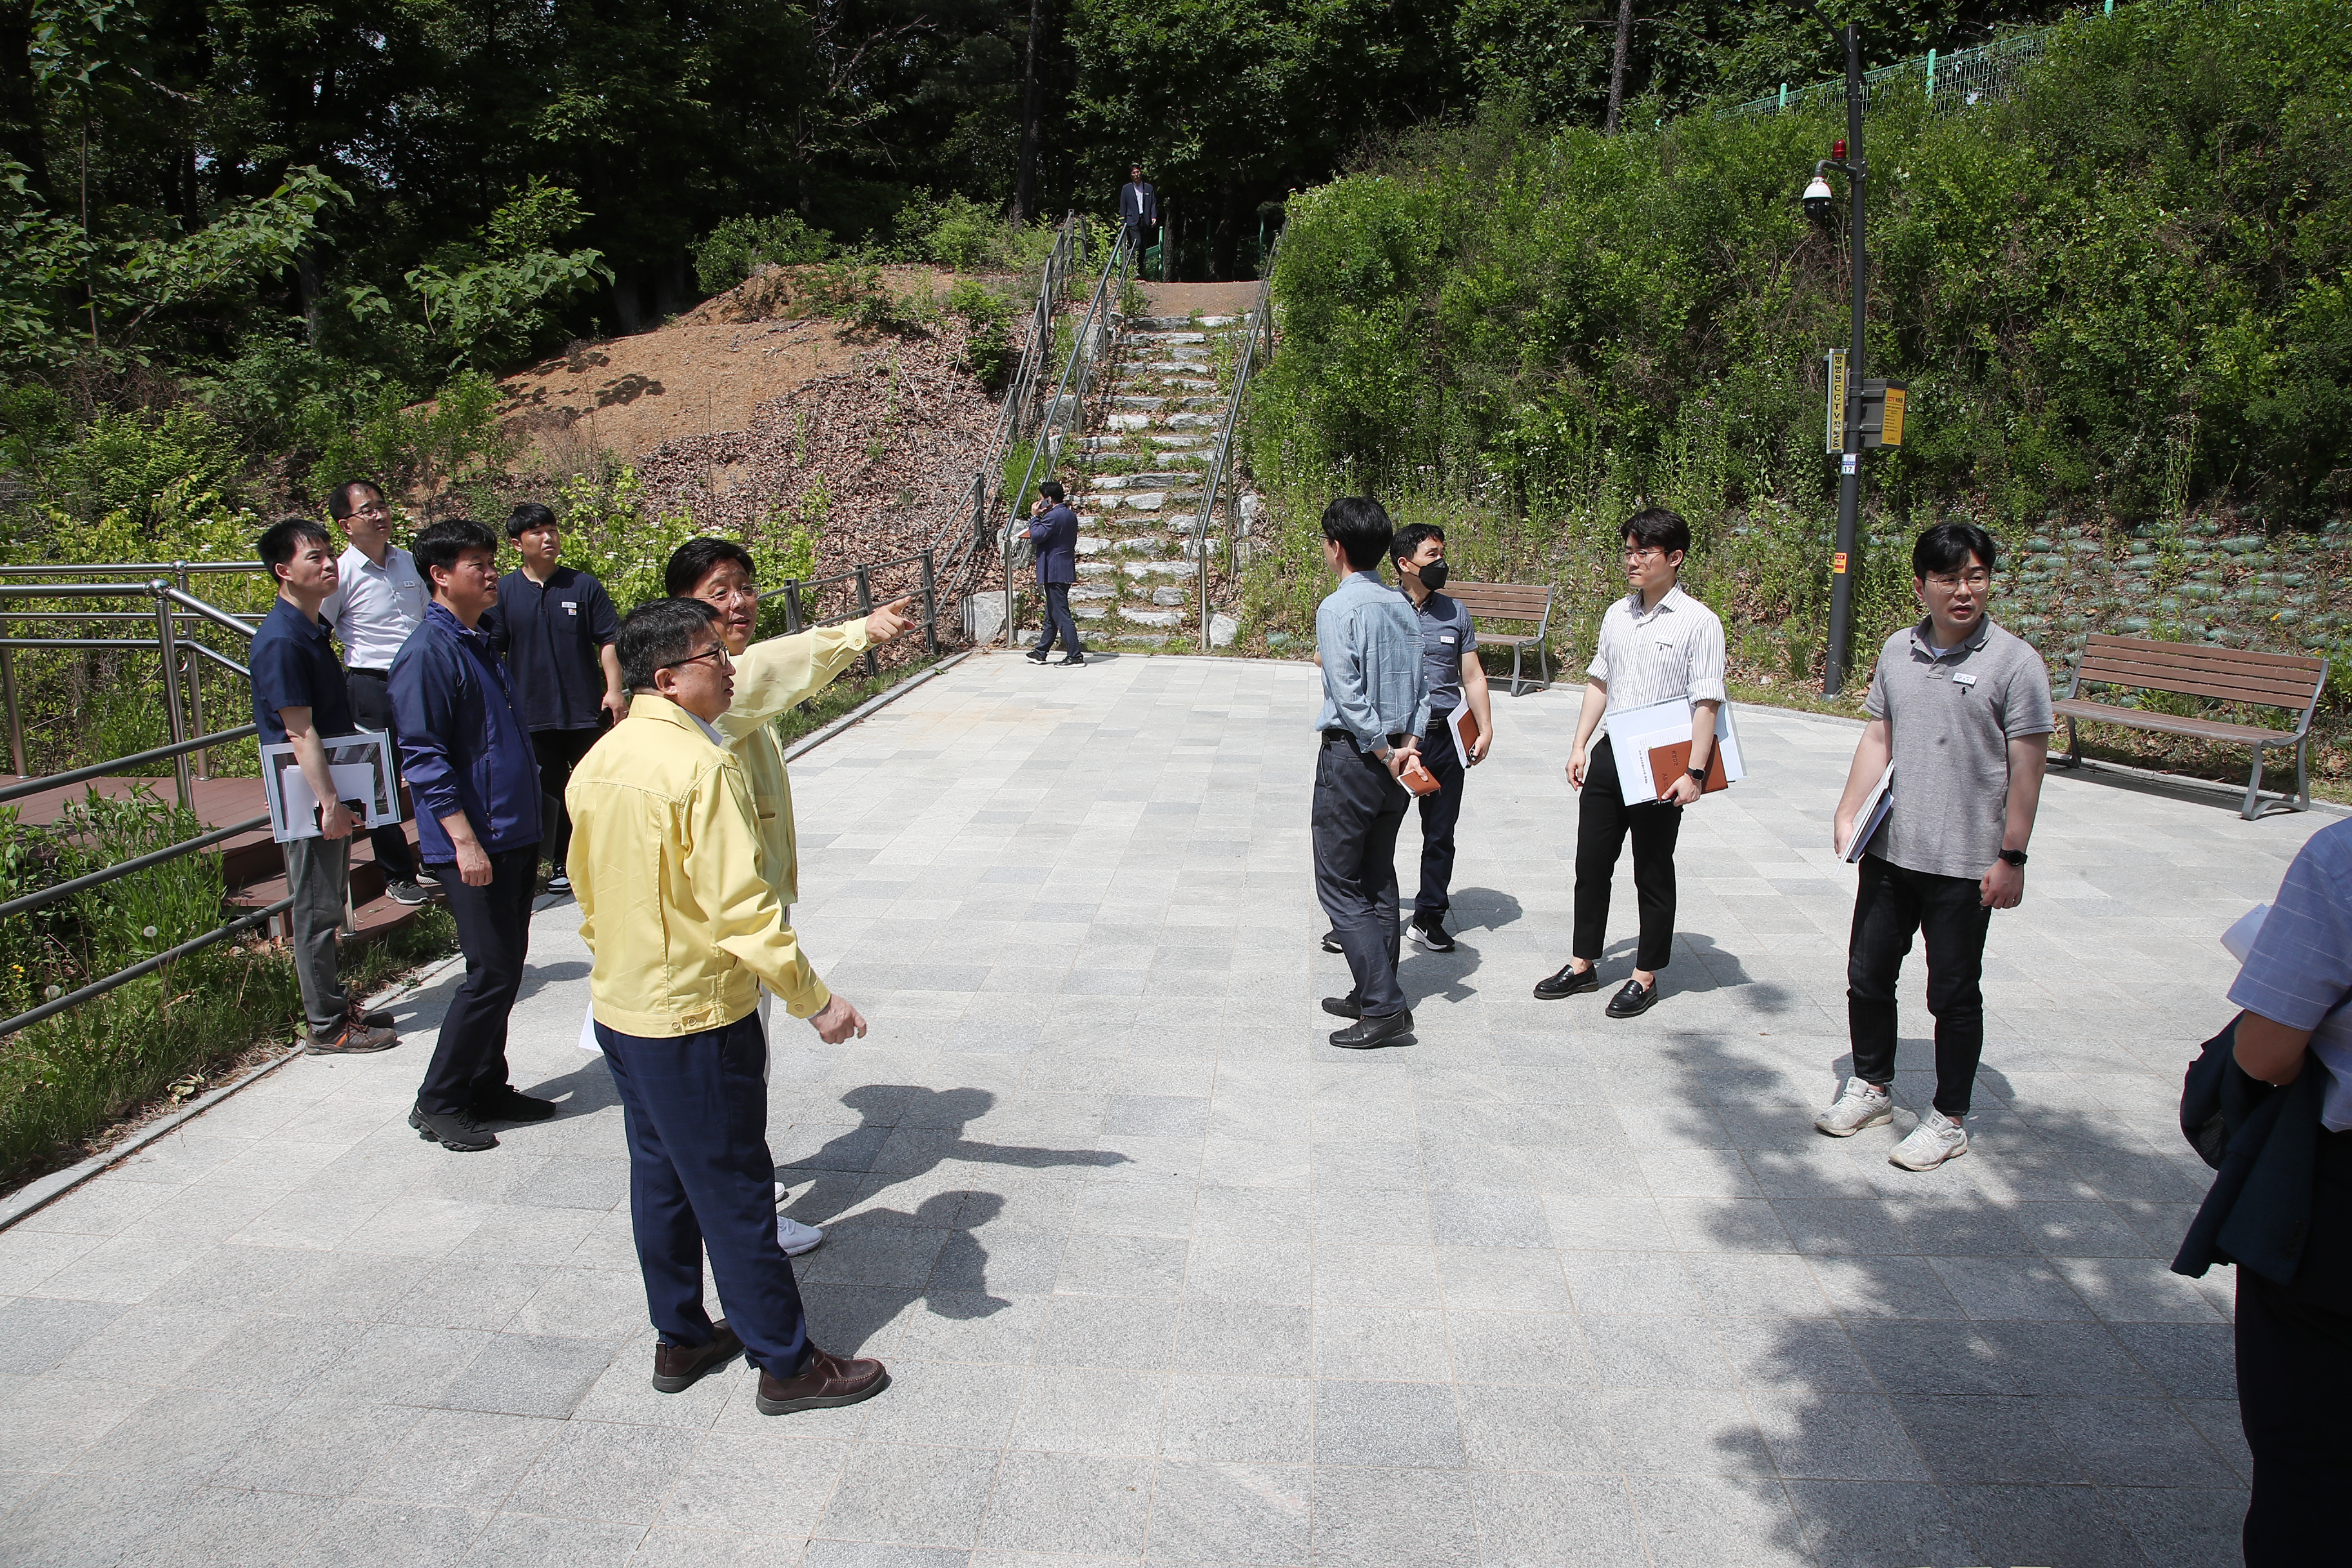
left=1119, top=165, right=1157, bottom=253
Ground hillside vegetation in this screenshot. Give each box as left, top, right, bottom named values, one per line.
left=1239, top=0, right=2351, bottom=783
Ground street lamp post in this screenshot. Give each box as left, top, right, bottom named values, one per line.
left=1800, top=9, right=1870, bottom=696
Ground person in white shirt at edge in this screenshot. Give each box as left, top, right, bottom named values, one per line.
left=318, top=479, right=431, bottom=906
left=670, top=536, right=913, bottom=1255
left=1534, top=507, right=1725, bottom=1020
left=1819, top=521, right=2053, bottom=1171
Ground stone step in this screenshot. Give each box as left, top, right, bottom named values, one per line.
left=1110, top=396, right=1220, bottom=411
left=1132, top=331, right=1208, bottom=345
left=1088, top=471, right=1204, bottom=488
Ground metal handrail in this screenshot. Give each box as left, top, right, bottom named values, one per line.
left=0, top=723, right=259, bottom=804
left=930, top=215, right=1086, bottom=576
left=0, top=560, right=260, bottom=576
left=0, top=812, right=270, bottom=921
left=1192, top=232, right=1282, bottom=651
left=752, top=547, right=943, bottom=669
left=996, top=230, right=1134, bottom=645
left=0, top=896, right=294, bottom=1039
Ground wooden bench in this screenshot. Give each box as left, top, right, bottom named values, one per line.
left=2053, top=633, right=2329, bottom=819
left=1447, top=582, right=1554, bottom=696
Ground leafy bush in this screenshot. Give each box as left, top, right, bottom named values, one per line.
left=694, top=213, right=838, bottom=296
left=944, top=279, right=1020, bottom=392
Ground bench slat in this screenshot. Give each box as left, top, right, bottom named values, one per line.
left=2082, top=633, right=2325, bottom=676
left=2072, top=634, right=2324, bottom=712
left=2079, top=643, right=2324, bottom=686
left=2053, top=698, right=2293, bottom=747
left=2076, top=662, right=2321, bottom=710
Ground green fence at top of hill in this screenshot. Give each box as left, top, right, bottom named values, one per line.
left=1727, top=0, right=2130, bottom=120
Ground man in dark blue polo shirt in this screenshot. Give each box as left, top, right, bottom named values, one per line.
left=250, top=519, right=397, bottom=1055
left=488, top=502, right=623, bottom=893
left=390, top=517, right=547, bottom=1153
left=1393, top=524, right=1492, bottom=952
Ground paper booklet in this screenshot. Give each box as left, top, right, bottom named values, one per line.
left=2220, top=903, right=2270, bottom=965
left=259, top=729, right=400, bottom=843
left=1447, top=703, right=1481, bottom=770
left=1841, top=763, right=1894, bottom=863
left=1605, top=696, right=1746, bottom=805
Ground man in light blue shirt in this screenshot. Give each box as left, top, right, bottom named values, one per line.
left=2221, top=814, right=2352, bottom=1561
left=1311, top=496, right=1429, bottom=1049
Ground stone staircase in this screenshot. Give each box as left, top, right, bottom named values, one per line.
left=1063, top=312, right=1255, bottom=646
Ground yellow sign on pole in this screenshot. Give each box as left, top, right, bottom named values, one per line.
left=1825, top=349, right=1847, bottom=455
left=1880, top=386, right=1906, bottom=447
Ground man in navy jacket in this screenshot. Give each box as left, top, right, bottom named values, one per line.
left=1119, top=166, right=1157, bottom=253
left=390, top=516, right=548, bottom=1153
left=1024, top=480, right=1084, bottom=667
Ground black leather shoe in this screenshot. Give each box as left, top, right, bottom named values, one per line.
left=1320, top=995, right=1362, bottom=1019
left=1533, top=962, right=1600, bottom=1000
left=473, top=1088, right=558, bottom=1123
left=1319, top=930, right=1344, bottom=954
left=1330, top=1010, right=1413, bottom=1049
left=1605, top=979, right=1661, bottom=1018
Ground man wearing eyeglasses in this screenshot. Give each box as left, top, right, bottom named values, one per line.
left=319, top=480, right=430, bottom=906
left=663, top=538, right=911, bottom=1251
left=566, top=597, right=888, bottom=1418
left=1818, top=522, right=2052, bottom=1171
left=390, top=517, right=549, bottom=1154
left=1535, top=507, right=1725, bottom=1020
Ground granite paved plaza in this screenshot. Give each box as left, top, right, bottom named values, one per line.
left=0, top=651, right=2334, bottom=1568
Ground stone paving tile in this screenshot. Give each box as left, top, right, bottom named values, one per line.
left=3, top=651, right=2329, bottom=1565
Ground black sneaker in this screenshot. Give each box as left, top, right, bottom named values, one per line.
left=1057, top=654, right=1086, bottom=667
left=413, top=865, right=440, bottom=888
left=474, top=1088, right=559, bottom=1124
left=1320, top=930, right=1344, bottom=954
left=546, top=868, right=571, bottom=893
left=385, top=878, right=428, bottom=906
left=1407, top=917, right=1455, bottom=953
left=409, top=1104, right=498, bottom=1152
left=1026, top=650, right=1050, bottom=664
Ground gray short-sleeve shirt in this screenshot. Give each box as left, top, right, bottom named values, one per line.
left=1861, top=616, right=2053, bottom=879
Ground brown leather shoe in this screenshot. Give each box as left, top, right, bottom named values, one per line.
left=754, top=1347, right=888, bottom=1415
left=650, top=1320, right=743, bottom=1393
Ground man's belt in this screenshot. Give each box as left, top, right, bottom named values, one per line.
left=347, top=667, right=391, bottom=679
left=1322, top=729, right=1411, bottom=748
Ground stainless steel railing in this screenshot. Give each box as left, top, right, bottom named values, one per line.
left=1192, top=233, right=1282, bottom=650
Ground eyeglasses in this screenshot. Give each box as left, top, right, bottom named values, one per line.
left=694, top=584, right=760, bottom=607
left=660, top=644, right=732, bottom=672
left=1926, top=571, right=1992, bottom=590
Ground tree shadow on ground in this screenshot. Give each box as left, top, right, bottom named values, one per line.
left=1646, top=1023, right=2244, bottom=1567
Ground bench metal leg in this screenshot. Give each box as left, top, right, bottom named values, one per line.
left=1510, top=645, right=1524, bottom=698
left=1538, top=643, right=1550, bottom=691
left=2061, top=716, right=2082, bottom=769
left=2297, top=736, right=2311, bottom=812
left=2242, top=744, right=2266, bottom=821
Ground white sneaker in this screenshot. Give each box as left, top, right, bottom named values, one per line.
left=1889, top=1108, right=1968, bottom=1171
left=774, top=1181, right=788, bottom=1208
left=1813, top=1077, right=1894, bottom=1137
left=776, top=1215, right=825, bottom=1255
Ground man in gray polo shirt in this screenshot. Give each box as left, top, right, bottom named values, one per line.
left=1821, top=522, right=2053, bottom=1170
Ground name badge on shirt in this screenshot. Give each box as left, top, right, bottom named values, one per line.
left=1440, top=632, right=1456, bottom=644
left=1952, top=672, right=1978, bottom=687
left=562, top=601, right=578, bottom=615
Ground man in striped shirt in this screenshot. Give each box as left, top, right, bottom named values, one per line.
left=1534, top=507, right=1725, bottom=1019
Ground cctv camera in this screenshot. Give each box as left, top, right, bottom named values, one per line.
left=1802, top=175, right=1836, bottom=226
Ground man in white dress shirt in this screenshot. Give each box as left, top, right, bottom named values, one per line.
left=319, top=480, right=430, bottom=905
left=1534, top=507, right=1725, bottom=1018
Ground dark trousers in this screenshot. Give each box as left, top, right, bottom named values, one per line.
left=1313, top=732, right=1411, bottom=1017
left=1572, top=735, right=1681, bottom=972
left=531, top=728, right=600, bottom=872
left=2237, top=1266, right=2352, bottom=1565
left=1413, top=716, right=1465, bottom=921
left=1846, top=852, right=1992, bottom=1117
left=597, top=1010, right=812, bottom=1378
left=1034, top=582, right=1083, bottom=656
left=344, top=669, right=418, bottom=883
left=415, top=845, right=536, bottom=1117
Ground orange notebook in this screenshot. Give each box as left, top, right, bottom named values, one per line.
left=1400, top=754, right=1442, bottom=796
left=1648, top=739, right=1729, bottom=800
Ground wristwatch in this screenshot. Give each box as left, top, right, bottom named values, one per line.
left=1687, top=766, right=1710, bottom=785
left=1998, top=848, right=2028, bottom=867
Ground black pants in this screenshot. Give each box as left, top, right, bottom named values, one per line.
left=1034, top=582, right=1083, bottom=656
left=415, top=845, right=537, bottom=1117
left=2237, top=1264, right=2352, bottom=1565
left=1846, top=852, right=1992, bottom=1117
left=344, top=668, right=418, bottom=883
left=1313, top=732, right=1411, bottom=1017
left=599, top=1011, right=813, bottom=1379
left=1413, top=716, right=1465, bottom=921
left=1572, top=734, right=1681, bottom=972
left=531, top=727, right=601, bottom=872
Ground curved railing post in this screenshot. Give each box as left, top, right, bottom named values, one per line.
left=152, top=580, right=195, bottom=812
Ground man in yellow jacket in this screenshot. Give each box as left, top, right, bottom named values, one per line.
left=567, top=597, right=888, bottom=1416
left=665, top=538, right=912, bottom=1252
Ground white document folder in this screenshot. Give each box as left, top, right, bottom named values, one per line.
left=1603, top=697, right=1746, bottom=803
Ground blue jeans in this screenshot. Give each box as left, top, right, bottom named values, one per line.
left=597, top=1010, right=812, bottom=1378
left=1034, top=582, right=1083, bottom=656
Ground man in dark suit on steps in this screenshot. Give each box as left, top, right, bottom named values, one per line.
left=1024, top=481, right=1084, bottom=667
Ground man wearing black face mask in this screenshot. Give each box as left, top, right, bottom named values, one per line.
left=1393, top=524, right=1491, bottom=950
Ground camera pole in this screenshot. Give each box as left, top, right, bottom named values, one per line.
left=1816, top=16, right=1868, bottom=696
